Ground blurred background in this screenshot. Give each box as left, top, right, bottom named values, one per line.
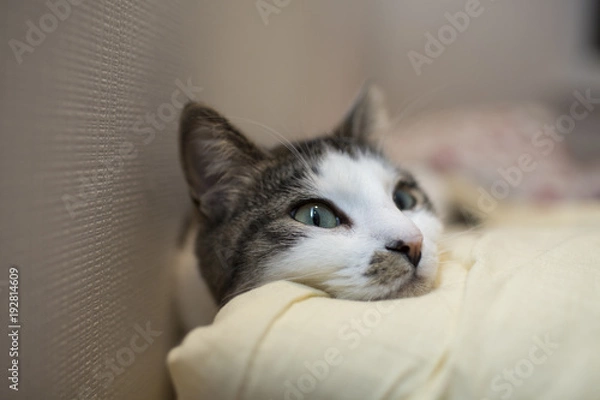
left=1, top=0, right=599, bottom=399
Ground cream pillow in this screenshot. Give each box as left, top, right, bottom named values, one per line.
left=168, top=207, right=600, bottom=400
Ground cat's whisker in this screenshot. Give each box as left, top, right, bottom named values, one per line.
left=375, top=83, right=451, bottom=154
left=227, top=116, right=315, bottom=173
left=437, top=226, right=484, bottom=243
left=392, top=83, right=452, bottom=127
left=285, top=270, right=341, bottom=283
left=181, top=90, right=445, bottom=307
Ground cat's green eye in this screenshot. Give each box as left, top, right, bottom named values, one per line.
left=393, top=188, right=416, bottom=210
left=292, top=203, right=340, bottom=228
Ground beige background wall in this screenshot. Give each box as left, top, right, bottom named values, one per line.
left=0, top=1, right=591, bottom=399
left=365, top=0, right=587, bottom=111
left=0, top=1, right=193, bottom=399
left=0, top=1, right=369, bottom=399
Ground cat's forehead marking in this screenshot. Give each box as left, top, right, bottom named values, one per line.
left=312, top=149, right=400, bottom=207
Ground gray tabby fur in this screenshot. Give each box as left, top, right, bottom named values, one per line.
left=179, top=86, right=440, bottom=306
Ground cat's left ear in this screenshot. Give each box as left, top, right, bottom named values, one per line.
left=332, top=83, right=390, bottom=144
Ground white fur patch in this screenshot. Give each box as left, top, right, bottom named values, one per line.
left=261, top=149, right=442, bottom=300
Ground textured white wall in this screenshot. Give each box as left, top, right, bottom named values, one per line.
left=1, top=1, right=196, bottom=398
left=184, top=0, right=370, bottom=144
left=185, top=1, right=589, bottom=134
left=0, top=1, right=371, bottom=399
left=363, top=0, right=586, bottom=113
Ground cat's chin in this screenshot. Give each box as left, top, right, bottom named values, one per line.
left=344, top=250, right=438, bottom=301
left=326, top=274, right=435, bottom=302
left=385, top=274, right=434, bottom=299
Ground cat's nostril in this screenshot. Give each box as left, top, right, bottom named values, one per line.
left=385, top=240, right=404, bottom=254
left=386, top=240, right=422, bottom=267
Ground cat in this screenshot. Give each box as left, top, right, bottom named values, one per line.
left=179, top=86, right=443, bottom=307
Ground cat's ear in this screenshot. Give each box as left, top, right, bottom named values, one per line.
left=179, top=102, right=266, bottom=222
left=332, top=83, right=390, bottom=143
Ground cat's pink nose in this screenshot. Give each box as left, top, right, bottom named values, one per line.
left=386, top=238, right=423, bottom=267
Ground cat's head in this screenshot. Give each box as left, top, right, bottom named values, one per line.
left=180, top=86, right=442, bottom=305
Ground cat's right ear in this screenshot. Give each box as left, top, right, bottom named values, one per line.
left=179, top=102, right=266, bottom=223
